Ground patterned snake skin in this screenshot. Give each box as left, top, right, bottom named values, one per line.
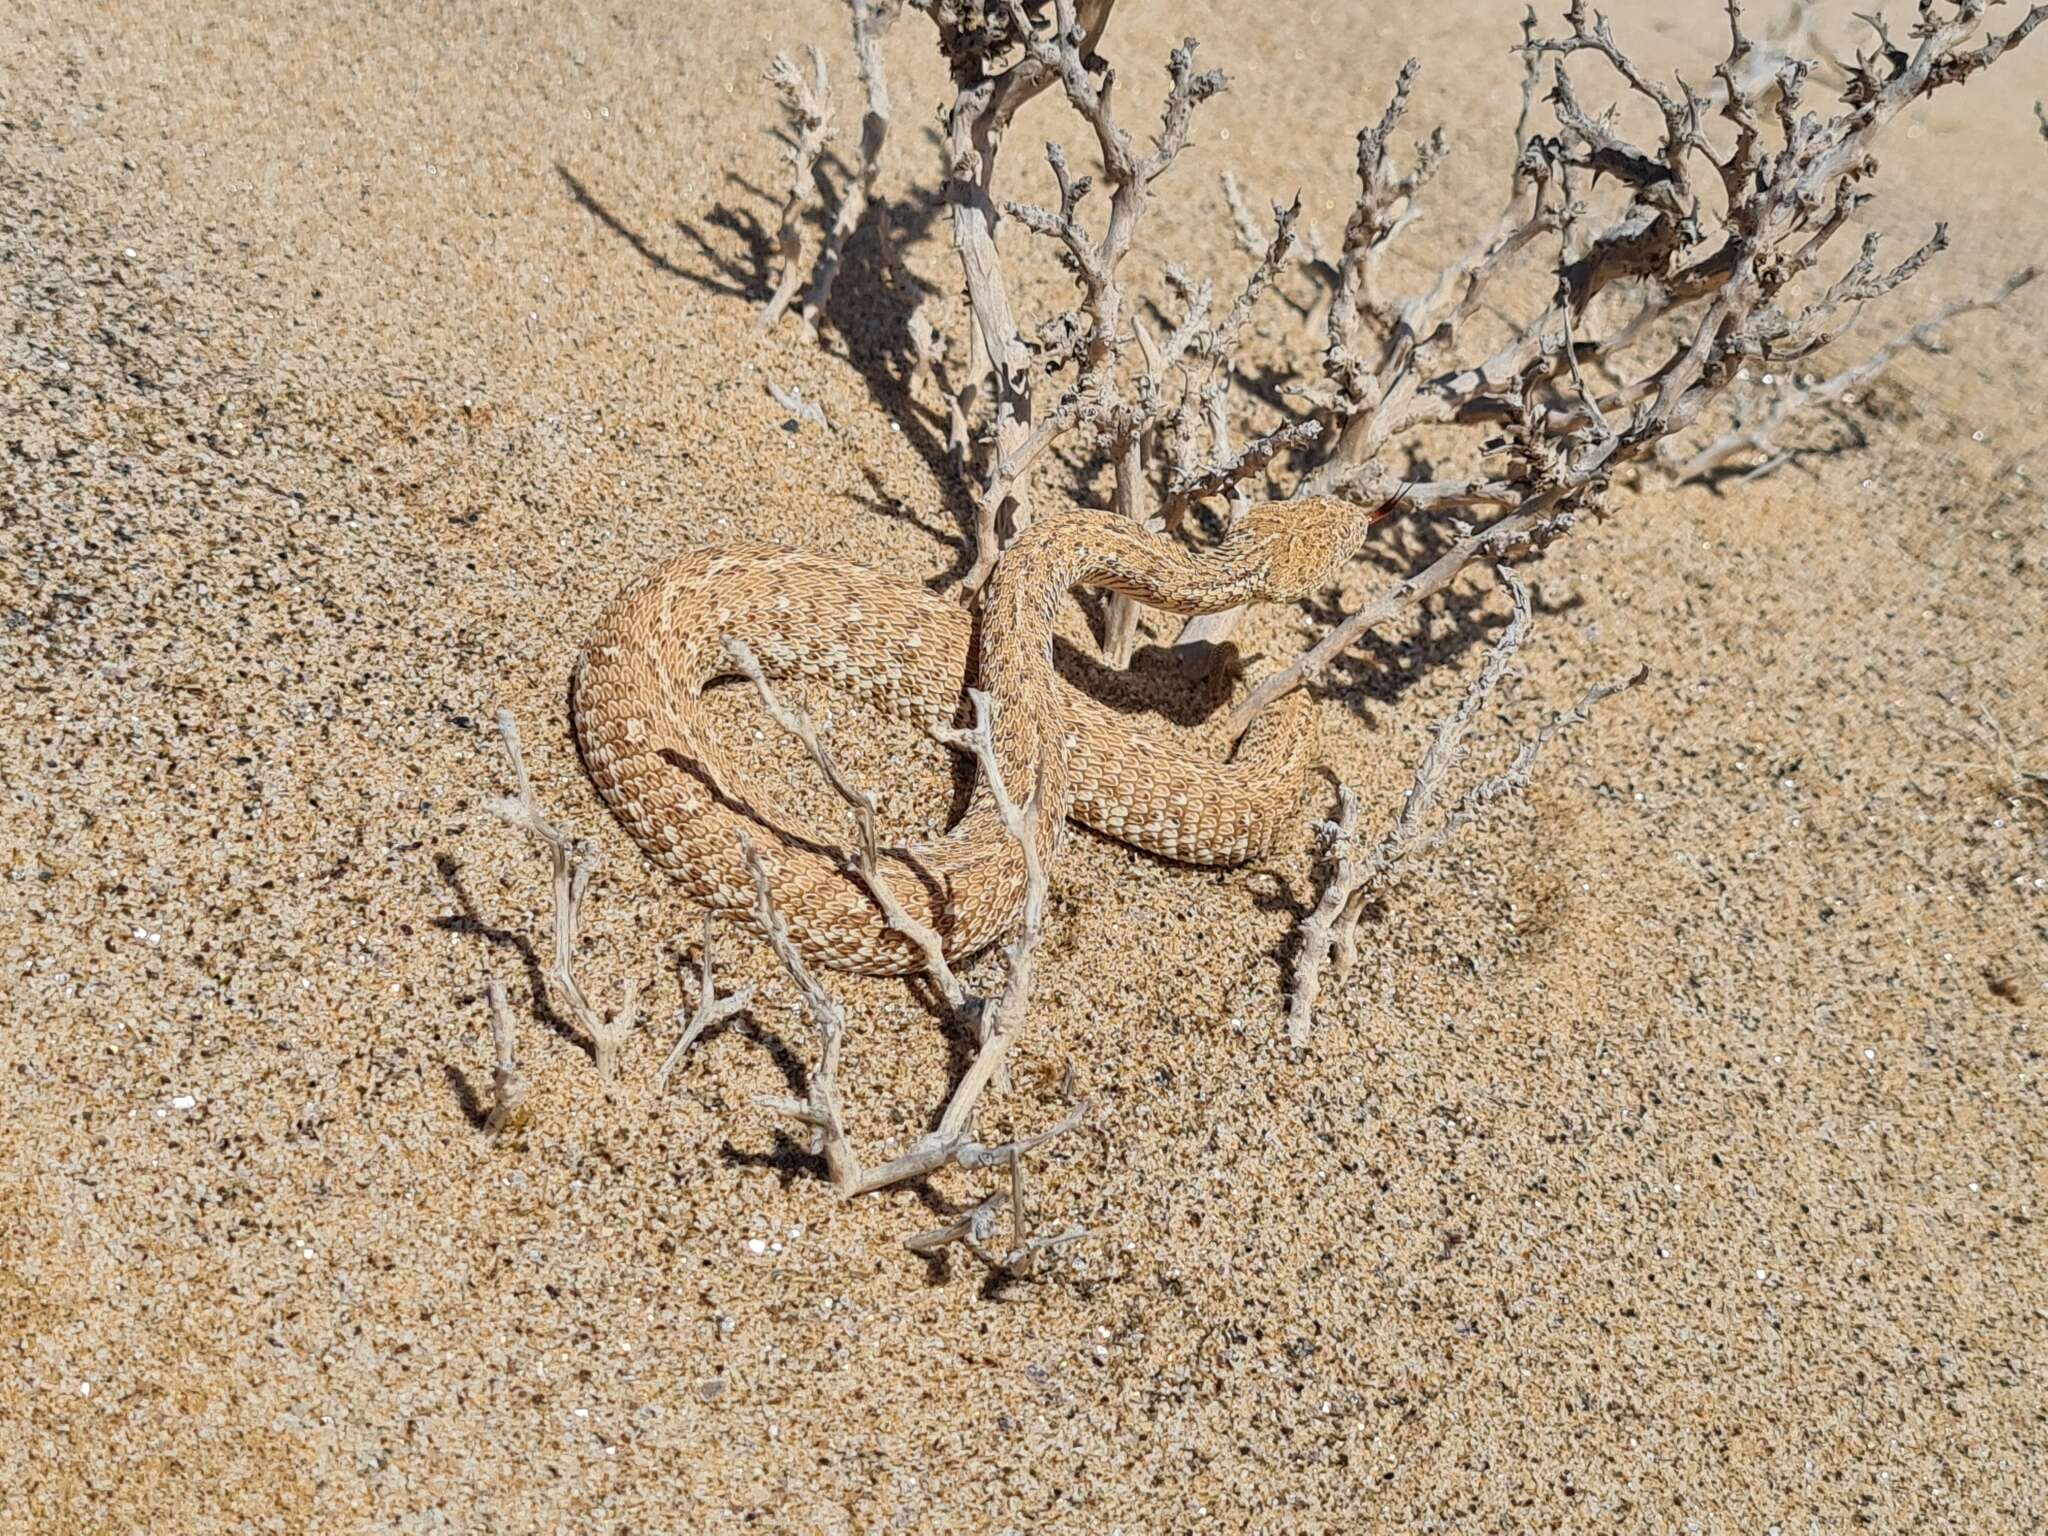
left=572, top=497, right=1376, bottom=973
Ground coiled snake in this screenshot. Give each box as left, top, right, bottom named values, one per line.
left=572, top=496, right=1375, bottom=973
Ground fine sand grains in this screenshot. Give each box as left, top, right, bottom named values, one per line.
left=2, top=2, right=2044, bottom=1531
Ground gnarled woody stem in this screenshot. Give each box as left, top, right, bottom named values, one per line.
left=943, top=0, right=1120, bottom=594
left=798, top=0, right=898, bottom=340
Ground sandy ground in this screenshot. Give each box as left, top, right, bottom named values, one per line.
left=4, top=1, right=2045, bottom=1530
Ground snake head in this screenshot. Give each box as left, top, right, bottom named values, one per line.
left=1235, top=495, right=1384, bottom=599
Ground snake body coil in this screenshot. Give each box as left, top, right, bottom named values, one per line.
left=573, top=498, right=1374, bottom=973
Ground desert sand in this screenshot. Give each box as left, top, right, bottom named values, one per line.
left=3, top=1, right=2045, bottom=1530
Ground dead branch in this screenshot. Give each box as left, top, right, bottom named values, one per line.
left=900, top=1107, right=1093, bottom=1276
left=481, top=976, right=531, bottom=1136
left=1219, top=169, right=1336, bottom=327
left=488, top=708, right=640, bottom=1078
left=1226, top=500, right=1552, bottom=736
left=1326, top=57, right=1449, bottom=390
left=854, top=690, right=1055, bottom=1191
left=1005, top=8, right=1226, bottom=384
left=932, top=0, right=1229, bottom=626
left=1035, top=164, right=1295, bottom=657
left=1214, top=193, right=1303, bottom=357
left=731, top=682, right=1085, bottom=1246
left=765, top=379, right=830, bottom=431
left=1285, top=784, right=1364, bottom=1050
left=1224, top=2, right=2046, bottom=730
left=805, top=1, right=2039, bottom=695
left=1162, top=194, right=1320, bottom=646
left=657, top=913, right=755, bottom=1089
left=721, top=635, right=970, bottom=1013
left=1000, top=3, right=1227, bottom=658
left=913, top=0, right=1118, bottom=593
left=799, top=0, right=898, bottom=340
left=1158, top=195, right=1308, bottom=527
left=1164, top=419, right=1322, bottom=527
left=929, top=687, right=1045, bottom=1109
left=1673, top=265, right=2040, bottom=482
left=756, top=48, right=836, bottom=337
left=741, top=832, right=862, bottom=1192
left=1287, top=570, right=1645, bottom=1044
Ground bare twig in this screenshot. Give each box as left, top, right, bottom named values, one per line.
left=488, top=709, right=640, bottom=1078
left=900, top=1106, right=1093, bottom=1275
left=929, top=688, right=1048, bottom=1130
left=1220, top=169, right=1268, bottom=257
left=1215, top=192, right=1303, bottom=356
left=1326, top=57, right=1448, bottom=386
left=861, top=1101, right=1087, bottom=1206
left=757, top=48, right=836, bottom=337
left=1002, top=5, right=1226, bottom=657
left=1287, top=571, right=1646, bottom=1044
left=941, top=0, right=1226, bottom=624
left=1163, top=419, right=1322, bottom=526
left=722, top=636, right=970, bottom=1013
left=727, top=678, right=1082, bottom=1247
left=741, top=831, right=863, bottom=1193
left=657, top=914, right=755, bottom=1089
left=1672, top=265, right=2039, bottom=482
left=481, top=976, right=531, bottom=1135
left=1156, top=194, right=1311, bottom=536
left=742, top=687, right=1050, bottom=1201
left=1226, top=496, right=1551, bottom=737
left=915, top=0, right=1119, bottom=592
left=766, top=379, right=830, bottom=431
left=800, top=0, right=899, bottom=340
left=1285, top=784, right=1364, bottom=1049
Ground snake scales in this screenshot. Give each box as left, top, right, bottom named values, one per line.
left=572, top=496, right=1375, bottom=974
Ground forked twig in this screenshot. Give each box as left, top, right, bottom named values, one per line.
left=488, top=708, right=641, bottom=1078
left=757, top=48, right=836, bottom=336
left=799, top=0, right=899, bottom=339
left=1672, top=265, right=2039, bottom=482
left=930, top=688, right=1046, bottom=1117
left=722, top=635, right=970, bottom=1013
left=901, top=1106, right=1093, bottom=1275
left=657, top=913, right=755, bottom=1088
left=741, top=832, right=862, bottom=1192
left=733, top=682, right=1087, bottom=1248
